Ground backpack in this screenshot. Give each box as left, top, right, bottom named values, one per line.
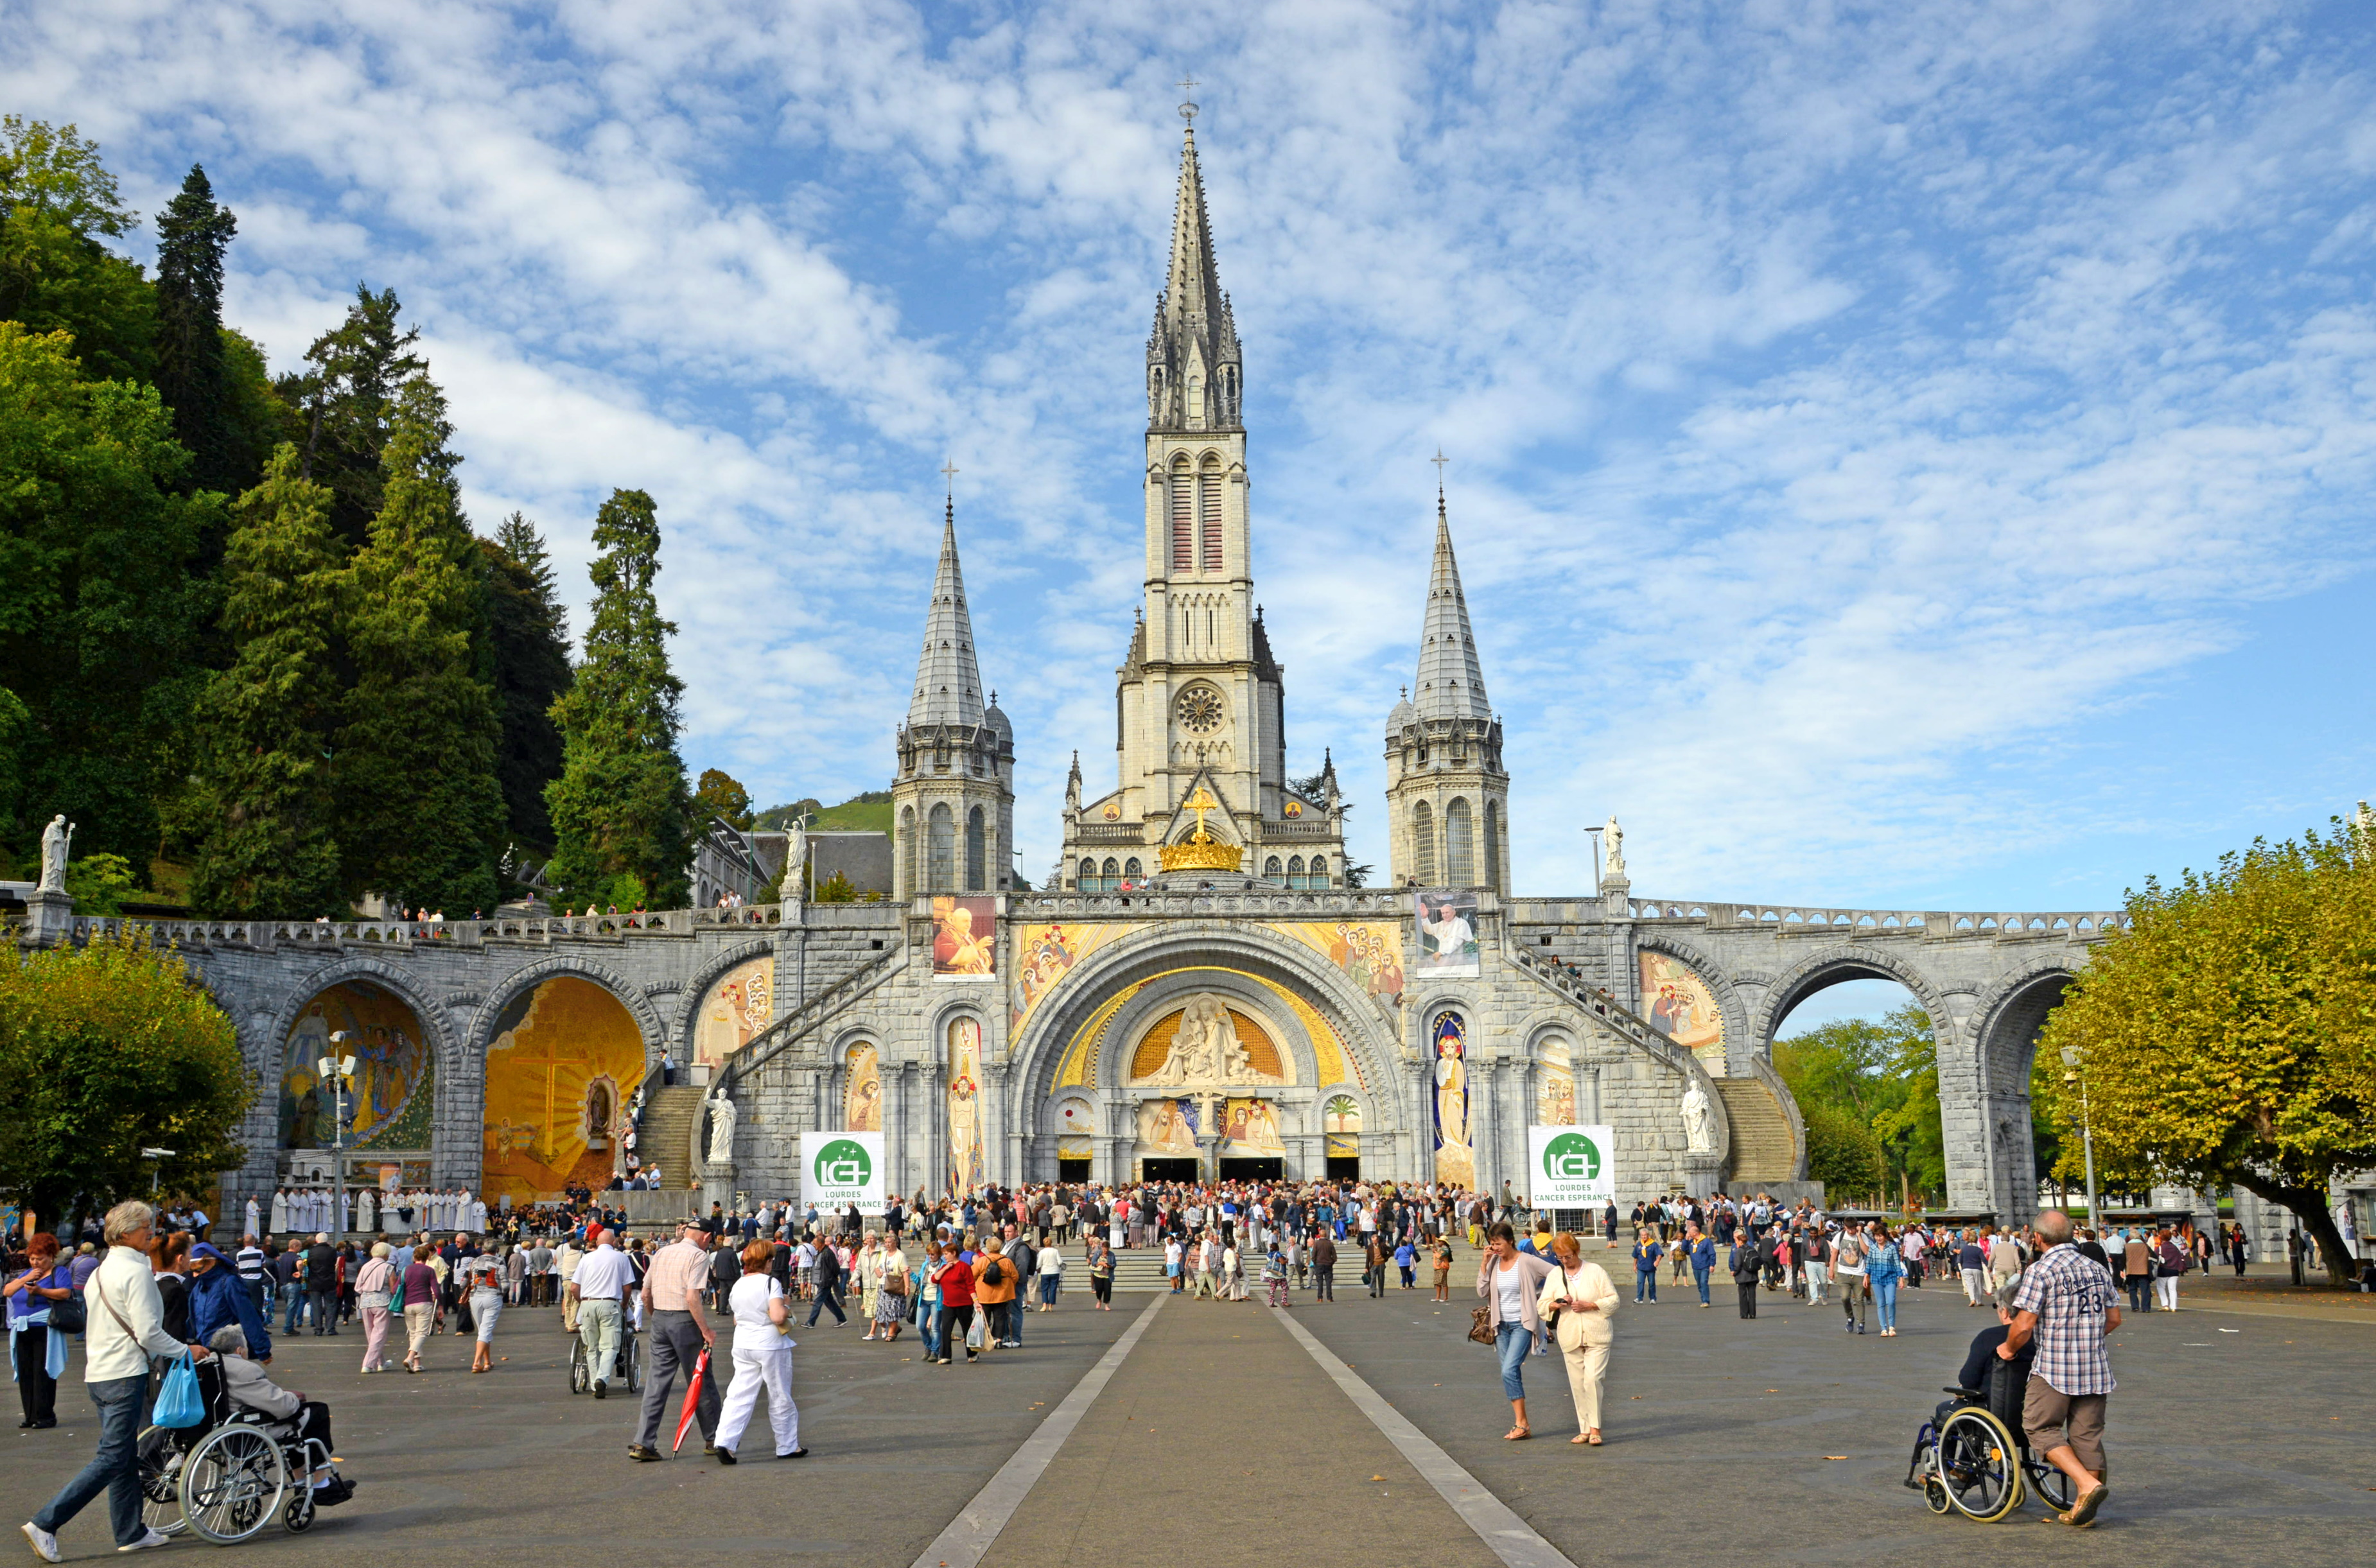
left=982, top=1259, right=1004, bottom=1287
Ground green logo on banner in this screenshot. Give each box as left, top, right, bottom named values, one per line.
left=814, top=1138, right=872, bottom=1189
left=1543, top=1131, right=1600, bottom=1183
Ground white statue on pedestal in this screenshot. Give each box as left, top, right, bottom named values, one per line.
left=704, top=1091, right=738, bottom=1166
left=39, top=814, right=73, bottom=893
left=1603, top=816, right=1625, bottom=879
left=778, top=815, right=808, bottom=904
left=1681, top=1081, right=1713, bottom=1154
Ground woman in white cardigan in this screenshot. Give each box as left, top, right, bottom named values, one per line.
left=1539, top=1231, right=1623, bottom=1445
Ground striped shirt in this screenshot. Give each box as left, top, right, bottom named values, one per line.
left=642, top=1239, right=711, bottom=1312
left=2012, top=1244, right=2118, bottom=1396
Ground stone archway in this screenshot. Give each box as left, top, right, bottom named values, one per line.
left=467, top=963, right=665, bottom=1205
left=1956, top=963, right=2078, bottom=1217
left=1752, top=945, right=1952, bottom=1061
left=258, top=961, right=460, bottom=1194
left=1008, top=920, right=1404, bottom=1184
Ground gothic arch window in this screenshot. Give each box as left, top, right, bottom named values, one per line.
left=1483, top=801, right=1501, bottom=894
left=1198, top=457, right=1224, bottom=572
left=1169, top=457, right=1194, bottom=573
left=1309, top=854, right=1327, bottom=886
left=1122, top=857, right=1143, bottom=883
left=1288, top=855, right=1305, bottom=889
left=965, top=805, right=986, bottom=891
left=900, top=805, right=916, bottom=896
left=927, top=803, right=956, bottom=892
left=1101, top=857, right=1120, bottom=893
left=1446, top=797, right=1475, bottom=886
left=1078, top=858, right=1096, bottom=890
left=1264, top=855, right=1282, bottom=880
left=1187, top=373, right=1203, bottom=427
left=1412, top=799, right=1436, bottom=885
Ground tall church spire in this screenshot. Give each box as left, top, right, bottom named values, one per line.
left=907, top=498, right=984, bottom=727
left=1411, top=488, right=1490, bottom=720
left=1147, top=122, right=1241, bottom=431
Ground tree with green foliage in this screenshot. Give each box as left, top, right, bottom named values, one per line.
left=481, top=513, right=573, bottom=857
left=693, top=769, right=753, bottom=830
left=1773, top=1001, right=1946, bottom=1208
left=152, top=165, right=244, bottom=495
left=62, top=853, right=141, bottom=916
left=285, top=284, right=423, bottom=547
left=546, top=489, right=694, bottom=909
left=0, top=929, right=250, bottom=1229
left=2038, top=823, right=2376, bottom=1286
left=0, top=117, right=154, bottom=387
left=181, top=445, right=347, bottom=918
left=0, top=322, right=214, bottom=868
left=336, top=378, right=503, bottom=914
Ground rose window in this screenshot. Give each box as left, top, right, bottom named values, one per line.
left=1176, top=686, right=1225, bottom=733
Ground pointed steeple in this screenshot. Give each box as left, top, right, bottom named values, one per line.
left=1148, top=121, right=1241, bottom=431
left=907, top=497, right=984, bottom=727
left=1412, top=487, right=1490, bottom=720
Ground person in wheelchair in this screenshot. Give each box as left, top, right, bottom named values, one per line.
left=206, top=1327, right=355, bottom=1508
left=1938, top=1281, right=2032, bottom=1422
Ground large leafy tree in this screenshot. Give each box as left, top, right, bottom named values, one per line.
left=480, top=512, right=573, bottom=856
left=2038, top=824, right=2376, bottom=1285
left=0, top=322, right=214, bottom=866
left=284, top=284, right=423, bottom=548
left=546, top=488, right=694, bottom=908
left=152, top=164, right=248, bottom=500
left=0, top=929, right=250, bottom=1228
left=182, top=445, right=347, bottom=918
left=0, top=116, right=154, bottom=387
left=336, top=378, right=503, bottom=913
left=693, top=768, right=753, bottom=830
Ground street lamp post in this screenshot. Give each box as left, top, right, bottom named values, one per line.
left=2061, top=1045, right=2099, bottom=1228
left=320, top=1036, right=357, bottom=1239
left=139, top=1147, right=176, bottom=1199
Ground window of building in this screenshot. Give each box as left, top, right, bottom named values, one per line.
left=1413, top=799, right=1436, bottom=885
left=1122, top=857, right=1143, bottom=884
left=1170, top=459, right=1194, bottom=573
left=900, top=805, right=916, bottom=896
left=1199, top=458, right=1224, bottom=572
left=1287, top=855, right=1304, bottom=889
left=1264, top=856, right=1282, bottom=880
left=927, top=803, right=956, bottom=892
left=1483, top=800, right=1501, bottom=894
left=965, top=805, right=986, bottom=891
left=1446, top=797, right=1474, bottom=886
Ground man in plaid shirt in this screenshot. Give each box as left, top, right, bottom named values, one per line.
left=2002, top=1210, right=2122, bottom=1528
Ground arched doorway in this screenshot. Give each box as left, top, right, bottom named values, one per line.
left=276, top=980, right=435, bottom=1187
left=1763, top=961, right=1944, bottom=1211
left=480, top=975, right=647, bottom=1205
left=1971, top=969, right=2076, bottom=1223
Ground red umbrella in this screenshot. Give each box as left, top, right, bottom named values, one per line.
left=671, top=1346, right=712, bottom=1454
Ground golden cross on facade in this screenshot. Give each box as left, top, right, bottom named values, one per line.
left=1184, top=784, right=1218, bottom=840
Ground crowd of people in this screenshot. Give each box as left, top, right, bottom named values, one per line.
left=0, top=1175, right=2310, bottom=1551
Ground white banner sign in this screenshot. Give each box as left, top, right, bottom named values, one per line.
left=1528, top=1124, right=1615, bottom=1207
left=799, top=1130, right=886, bottom=1214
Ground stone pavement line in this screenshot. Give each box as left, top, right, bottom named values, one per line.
left=1270, top=1306, right=1580, bottom=1568
left=906, top=1291, right=1166, bottom=1568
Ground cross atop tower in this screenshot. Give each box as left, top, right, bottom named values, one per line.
left=1430, top=448, right=1449, bottom=501
left=939, top=458, right=959, bottom=495
left=1178, top=74, right=1198, bottom=125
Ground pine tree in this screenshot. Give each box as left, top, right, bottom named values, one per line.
left=545, top=489, right=694, bottom=907
left=153, top=165, right=241, bottom=496
left=336, top=377, right=503, bottom=913
left=184, top=445, right=345, bottom=916
left=284, top=284, right=423, bottom=548
left=480, top=512, right=573, bottom=855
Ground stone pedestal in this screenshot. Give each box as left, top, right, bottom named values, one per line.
left=701, top=1173, right=735, bottom=1214
left=24, top=887, right=74, bottom=946
left=1680, top=1153, right=1723, bottom=1200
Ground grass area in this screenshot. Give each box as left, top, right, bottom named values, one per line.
left=811, top=795, right=893, bottom=834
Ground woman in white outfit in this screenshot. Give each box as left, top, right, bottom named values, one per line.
left=1539, top=1232, right=1622, bottom=1444
left=713, top=1240, right=805, bottom=1462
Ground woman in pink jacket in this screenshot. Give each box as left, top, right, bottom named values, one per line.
left=1474, top=1221, right=1557, bottom=1441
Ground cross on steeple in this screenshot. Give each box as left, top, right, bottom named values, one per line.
left=1431, top=448, right=1449, bottom=498
left=1178, top=74, right=1199, bottom=125
left=939, top=458, right=959, bottom=495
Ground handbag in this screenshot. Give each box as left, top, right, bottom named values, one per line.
left=1467, top=1306, right=1496, bottom=1346
left=153, top=1352, right=205, bottom=1429
left=44, top=1276, right=85, bottom=1336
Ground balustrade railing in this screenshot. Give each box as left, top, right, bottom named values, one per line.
left=1620, top=901, right=2129, bottom=937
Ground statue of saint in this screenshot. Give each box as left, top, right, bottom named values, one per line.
left=1681, top=1081, right=1713, bottom=1154
left=1603, top=815, right=1625, bottom=878
left=39, top=814, right=73, bottom=893
left=704, top=1090, right=738, bottom=1167
left=780, top=817, right=808, bottom=903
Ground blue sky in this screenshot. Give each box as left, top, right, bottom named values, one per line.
left=8, top=1, right=2373, bottom=1021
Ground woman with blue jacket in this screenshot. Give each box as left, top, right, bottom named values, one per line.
left=1864, top=1223, right=1906, bottom=1336
left=186, top=1243, right=273, bottom=1364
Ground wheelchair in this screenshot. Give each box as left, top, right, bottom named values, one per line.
left=1903, top=1359, right=2077, bottom=1522
left=568, top=1321, right=645, bottom=1395
left=134, top=1356, right=342, bottom=1545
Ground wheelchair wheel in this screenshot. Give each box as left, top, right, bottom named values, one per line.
left=1935, top=1408, right=2024, bottom=1522
left=282, top=1485, right=317, bottom=1534
left=1923, top=1475, right=1953, bottom=1514
left=134, top=1425, right=189, bottom=1537
left=180, top=1424, right=288, bottom=1545
left=624, top=1332, right=645, bottom=1394
left=569, top=1336, right=591, bottom=1395
left=2029, top=1456, right=2077, bottom=1514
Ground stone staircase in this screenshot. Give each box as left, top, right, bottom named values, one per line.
left=1713, top=1077, right=1797, bottom=1183
left=636, top=1084, right=706, bottom=1189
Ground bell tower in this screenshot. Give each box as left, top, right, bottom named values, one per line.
left=1385, top=478, right=1509, bottom=892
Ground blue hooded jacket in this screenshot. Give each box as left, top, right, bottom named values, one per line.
left=186, top=1244, right=272, bottom=1361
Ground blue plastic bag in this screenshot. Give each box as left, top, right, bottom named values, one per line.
left=153, top=1352, right=204, bottom=1429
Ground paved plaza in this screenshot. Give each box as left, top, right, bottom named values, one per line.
left=8, top=1269, right=2373, bottom=1567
